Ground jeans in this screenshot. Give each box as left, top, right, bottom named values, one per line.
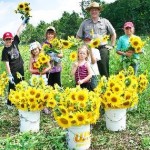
left=90, top=75, right=98, bottom=89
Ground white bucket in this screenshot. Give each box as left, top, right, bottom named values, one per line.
left=19, top=110, right=40, bottom=132
left=67, top=124, right=91, bottom=150
left=105, top=109, right=126, bottom=131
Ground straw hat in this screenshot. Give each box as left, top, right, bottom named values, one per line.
left=86, top=2, right=101, bottom=11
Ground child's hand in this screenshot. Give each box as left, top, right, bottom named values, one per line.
left=78, top=80, right=83, bottom=85
left=126, top=50, right=134, bottom=57
left=73, top=62, right=78, bottom=68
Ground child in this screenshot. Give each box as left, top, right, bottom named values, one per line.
left=1, top=19, right=28, bottom=108
left=116, top=22, right=141, bottom=74
left=29, top=41, right=51, bottom=114
left=71, top=45, right=92, bottom=90
left=84, top=35, right=101, bottom=89
left=43, top=26, right=63, bottom=87
left=29, top=41, right=51, bottom=85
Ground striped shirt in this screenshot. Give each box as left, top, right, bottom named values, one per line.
left=75, top=62, right=88, bottom=84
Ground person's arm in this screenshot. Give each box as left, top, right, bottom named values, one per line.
left=57, top=50, right=63, bottom=58
left=89, top=48, right=96, bottom=64
left=71, top=62, right=78, bottom=77
left=29, top=57, right=40, bottom=74
left=41, top=62, right=51, bottom=74
left=5, top=61, right=11, bottom=74
left=116, top=50, right=133, bottom=57
left=110, top=33, right=116, bottom=47
left=78, top=62, right=92, bottom=84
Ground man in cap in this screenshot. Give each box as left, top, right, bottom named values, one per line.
left=76, top=2, right=116, bottom=78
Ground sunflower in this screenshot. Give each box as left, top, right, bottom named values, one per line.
left=59, top=106, right=68, bottom=115
left=33, top=62, right=41, bottom=69
left=76, top=112, right=86, bottom=125
left=107, top=93, right=121, bottom=107
left=61, top=40, right=72, bottom=49
left=69, top=51, right=77, bottom=61
left=89, top=38, right=100, bottom=48
left=57, top=115, right=71, bottom=128
left=75, top=90, right=88, bottom=102
left=69, top=91, right=77, bottom=103
left=18, top=3, right=24, bottom=10
left=47, top=99, right=56, bottom=108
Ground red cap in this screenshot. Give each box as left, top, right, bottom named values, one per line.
left=124, top=22, right=134, bottom=28
left=3, top=32, right=13, bottom=40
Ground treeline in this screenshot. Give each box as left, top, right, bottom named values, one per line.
left=20, top=0, right=150, bottom=44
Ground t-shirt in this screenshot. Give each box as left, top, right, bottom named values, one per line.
left=116, top=35, right=139, bottom=60
left=1, top=35, right=24, bottom=73
left=88, top=48, right=100, bottom=75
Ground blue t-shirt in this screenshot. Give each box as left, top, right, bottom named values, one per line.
left=116, top=35, right=139, bottom=59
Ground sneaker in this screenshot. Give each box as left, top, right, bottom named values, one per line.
left=43, top=108, right=50, bottom=114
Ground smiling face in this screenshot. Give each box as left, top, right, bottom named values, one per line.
left=4, top=38, right=13, bottom=47
left=90, top=8, right=100, bottom=19
left=124, top=27, right=134, bottom=36
left=31, top=47, right=40, bottom=57
left=78, top=46, right=89, bottom=61
left=46, top=30, right=56, bottom=41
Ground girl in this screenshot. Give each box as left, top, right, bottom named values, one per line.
left=29, top=41, right=51, bottom=84
left=71, top=45, right=92, bottom=90
left=116, top=22, right=141, bottom=75
left=29, top=41, right=51, bottom=114
left=43, top=26, right=63, bottom=87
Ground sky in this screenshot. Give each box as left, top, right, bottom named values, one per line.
left=0, top=0, right=116, bottom=38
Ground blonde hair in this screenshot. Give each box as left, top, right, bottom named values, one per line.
left=77, top=44, right=89, bottom=61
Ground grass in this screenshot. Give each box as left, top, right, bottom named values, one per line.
left=0, top=40, right=150, bottom=149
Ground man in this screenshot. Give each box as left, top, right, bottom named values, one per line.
left=76, top=2, right=116, bottom=78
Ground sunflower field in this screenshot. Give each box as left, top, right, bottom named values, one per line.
left=0, top=37, right=150, bottom=149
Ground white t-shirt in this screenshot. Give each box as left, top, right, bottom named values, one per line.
left=88, top=48, right=101, bottom=75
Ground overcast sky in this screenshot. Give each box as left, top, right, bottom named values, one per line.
left=0, top=0, right=116, bottom=38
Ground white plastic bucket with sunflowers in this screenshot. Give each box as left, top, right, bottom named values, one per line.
left=19, top=110, right=40, bottom=132
left=67, top=124, right=91, bottom=150
left=105, top=109, right=126, bottom=131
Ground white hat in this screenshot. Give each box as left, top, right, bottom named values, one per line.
left=30, top=41, right=41, bottom=51
left=46, top=26, right=56, bottom=32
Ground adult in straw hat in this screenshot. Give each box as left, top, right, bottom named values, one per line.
left=76, top=1, right=116, bottom=78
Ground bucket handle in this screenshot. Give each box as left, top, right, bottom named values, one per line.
left=19, top=114, right=40, bottom=124
left=105, top=113, right=126, bottom=122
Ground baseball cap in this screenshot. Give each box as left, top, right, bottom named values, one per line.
left=30, top=41, right=41, bottom=51
left=124, top=22, right=134, bottom=28
left=3, top=32, right=13, bottom=40
left=46, top=26, right=56, bottom=32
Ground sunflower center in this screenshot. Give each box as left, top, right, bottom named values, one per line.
left=60, top=118, right=68, bottom=124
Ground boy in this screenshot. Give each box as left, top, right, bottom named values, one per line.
left=1, top=18, right=29, bottom=108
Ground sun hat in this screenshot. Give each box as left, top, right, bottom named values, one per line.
left=29, top=41, right=41, bottom=51
left=124, top=22, right=134, bottom=28
left=3, top=32, right=13, bottom=40
left=86, top=2, right=101, bottom=11
left=46, top=26, right=56, bottom=32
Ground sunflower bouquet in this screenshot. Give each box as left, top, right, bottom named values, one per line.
left=122, top=35, right=145, bottom=69
left=94, top=67, right=148, bottom=110
left=0, top=72, right=9, bottom=97
left=47, top=85, right=101, bottom=128
left=33, top=52, right=50, bottom=73
left=42, top=38, right=72, bottom=54
left=9, top=76, right=52, bottom=111
left=15, top=2, right=31, bottom=20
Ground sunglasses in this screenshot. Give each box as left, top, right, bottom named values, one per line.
left=125, top=27, right=132, bottom=30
